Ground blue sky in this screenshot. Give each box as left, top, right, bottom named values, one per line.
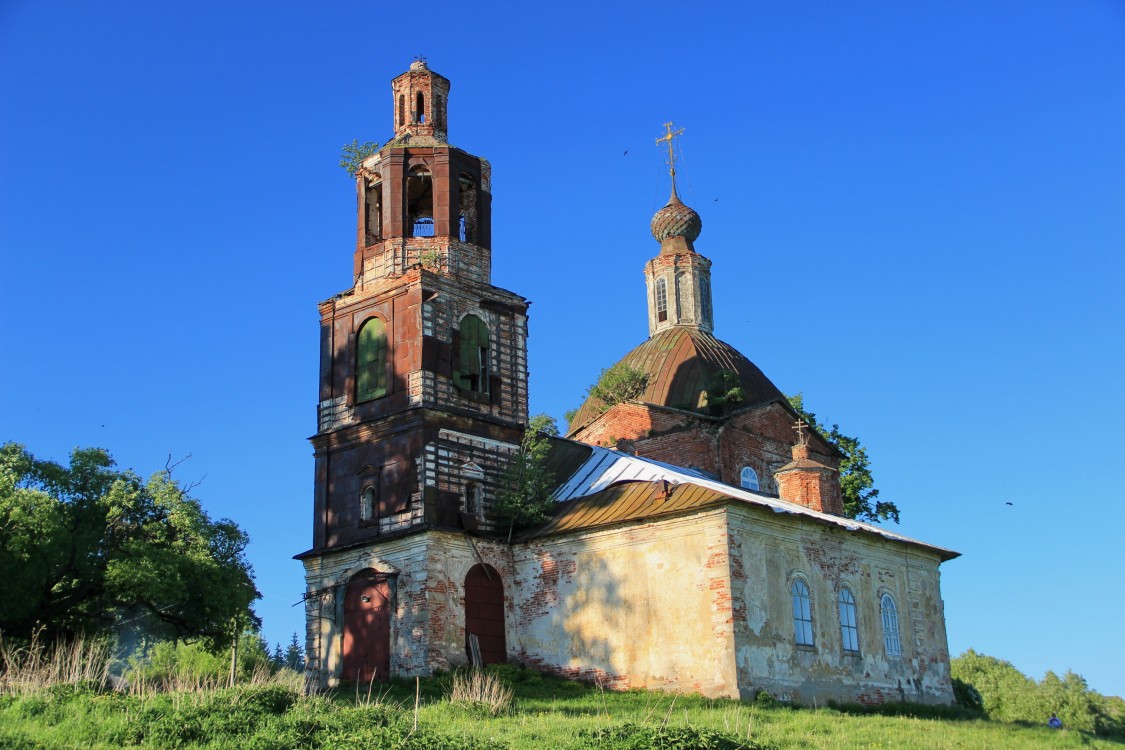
left=2, top=1, right=1124, bottom=697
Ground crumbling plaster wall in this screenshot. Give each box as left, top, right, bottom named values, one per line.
left=725, top=504, right=954, bottom=705
left=508, top=510, right=739, bottom=697
left=303, top=531, right=518, bottom=687
left=301, top=533, right=432, bottom=689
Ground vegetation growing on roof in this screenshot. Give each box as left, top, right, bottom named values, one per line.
left=786, top=394, right=901, bottom=524
left=567, top=364, right=651, bottom=429
left=339, top=139, right=380, bottom=176
left=704, top=369, right=745, bottom=415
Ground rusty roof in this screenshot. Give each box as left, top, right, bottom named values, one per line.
left=521, top=479, right=730, bottom=538
left=568, top=327, right=785, bottom=433
left=530, top=441, right=960, bottom=561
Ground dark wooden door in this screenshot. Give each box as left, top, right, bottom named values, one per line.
left=342, top=572, right=391, bottom=683
left=465, top=563, right=506, bottom=665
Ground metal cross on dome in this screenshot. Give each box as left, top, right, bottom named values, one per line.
left=655, top=121, right=685, bottom=195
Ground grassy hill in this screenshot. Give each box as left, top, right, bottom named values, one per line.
left=3, top=666, right=1123, bottom=750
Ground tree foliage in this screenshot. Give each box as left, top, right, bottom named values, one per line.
left=566, top=365, right=650, bottom=431
left=339, top=139, right=380, bottom=176
left=952, top=649, right=1125, bottom=736
left=589, top=363, right=649, bottom=408
left=705, top=370, right=744, bottom=416
left=493, top=415, right=559, bottom=537
left=0, top=443, right=259, bottom=649
left=786, top=394, right=900, bottom=524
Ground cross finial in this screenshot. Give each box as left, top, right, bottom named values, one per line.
left=655, top=121, right=685, bottom=200
left=793, top=418, right=810, bottom=446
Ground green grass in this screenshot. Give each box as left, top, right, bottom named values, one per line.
left=2, top=667, right=1123, bottom=749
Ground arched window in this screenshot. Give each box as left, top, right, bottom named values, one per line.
left=838, top=587, right=860, bottom=652
left=655, top=277, right=668, bottom=322
left=406, top=165, right=433, bottom=237
left=740, top=466, right=760, bottom=491
left=433, top=93, right=443, bottom=129
left=463, top=482, right=482, bottom=514
left=360, top=486, right=377, bottom=523
left=416, top=92, right=425, bottom=123
left=458, top=174, right=478, bottom=243
left=700, top=275, right=712, bottom=325
left=881, top=593, right=901, bottom=657
left=357, top=317, right=388, bottom=402
left=453, top=314, right=490, bottom=394
left=398, top=94, right=405, bottom=127
left=791, top=579, right=814, bottom=646
left=365, top=176, right=382, bottom=244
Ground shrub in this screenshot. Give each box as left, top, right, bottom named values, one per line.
left=579, top=722, right=773, bottom=750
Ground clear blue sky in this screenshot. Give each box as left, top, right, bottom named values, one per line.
left=3, top=1, right=1123, bottom=697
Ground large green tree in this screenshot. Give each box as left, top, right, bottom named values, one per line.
left=0, top=443, right=259, bottom=648
left=786, top=395, right=900, bottom=524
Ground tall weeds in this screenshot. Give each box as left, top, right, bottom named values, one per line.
left=0, top=629, right=112, bottom=695
left=449, top=667, right=514, bottom=716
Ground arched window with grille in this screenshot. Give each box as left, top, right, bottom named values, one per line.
left=740, top=466, right=759, bottom=491
left=791, top=579, right=814, bottom=646
left=838, top=587, right=860, bottom=653
left=881, top=593, right=901, bottom=657
left=356, top=317, right=388, bottom=402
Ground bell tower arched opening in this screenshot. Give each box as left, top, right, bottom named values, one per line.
left=406, top=165, right=434, bottom=237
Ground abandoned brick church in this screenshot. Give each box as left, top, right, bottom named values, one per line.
left=296, top=60, right=959, bottom=705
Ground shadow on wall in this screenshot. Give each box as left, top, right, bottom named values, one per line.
left=513, top=540, right=629, bottom=688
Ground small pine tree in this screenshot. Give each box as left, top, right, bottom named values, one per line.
left=270, top=643, right=285, bottom=671
left=284, top=632, right=304, bottom=673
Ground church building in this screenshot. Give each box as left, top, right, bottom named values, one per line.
left=296, top=61, right=959, bottom=705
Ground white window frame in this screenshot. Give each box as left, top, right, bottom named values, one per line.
left=791, top=579, right=814, bottom=647
left=881, top=593, right=902, bottom=658
left=838, top=587, right=860, bottom=653
left=740, top=466, right=760, bottom=491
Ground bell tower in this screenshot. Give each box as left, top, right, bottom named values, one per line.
left=303, top=60, right=530, bottom=602
left=352, top=58, right=492, bottom=286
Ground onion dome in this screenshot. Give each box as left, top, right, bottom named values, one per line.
left=650, top=193, right=702, bottom=244
left=567, top=327, right=785, bottom=435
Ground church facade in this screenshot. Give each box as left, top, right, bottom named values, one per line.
left=297, top=61, right=959, bottom=705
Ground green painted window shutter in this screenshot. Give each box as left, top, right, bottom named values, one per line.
left=455, top=315, right=489, bottom=393
left=357, top=318, right=388, bottom=402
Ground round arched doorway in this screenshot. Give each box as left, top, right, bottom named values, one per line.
left=464, top=563, right=506, bottom=665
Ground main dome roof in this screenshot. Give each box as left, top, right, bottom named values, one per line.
left=568, top=327, right=785, bottom=434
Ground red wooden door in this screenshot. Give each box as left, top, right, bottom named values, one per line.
left=465, top=563, right=506, bottom=665
left=342, top=572, right=391, bottom=683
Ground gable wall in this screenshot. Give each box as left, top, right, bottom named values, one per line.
left=725, top=504, right=954, bottom=705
